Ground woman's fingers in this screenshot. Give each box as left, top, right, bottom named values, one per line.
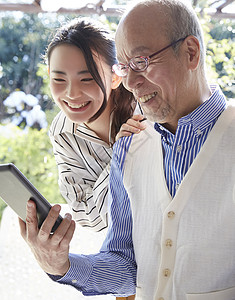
left=116, top=115, right=147, bottom=141
left=128, top=114, right=146, bottom=122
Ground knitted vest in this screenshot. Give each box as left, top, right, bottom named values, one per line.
left=123, top=102, right=235, bottom=300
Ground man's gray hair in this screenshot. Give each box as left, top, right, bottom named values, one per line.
left=127, top=0, right=205, bottom=67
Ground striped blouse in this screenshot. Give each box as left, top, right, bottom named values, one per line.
left=49, top=111, right=113, bottom=232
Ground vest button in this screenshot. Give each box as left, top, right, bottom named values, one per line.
left=163, top=268, right=171, bottom=277
left=165, top=239, right=173, bottom=248
left=167, top=211, right=175, bottom=219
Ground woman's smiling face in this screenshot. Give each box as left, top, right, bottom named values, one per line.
left=49, top=44, right=113, bottom=124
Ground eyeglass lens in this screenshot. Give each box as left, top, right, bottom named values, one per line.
left=130, top=57, right=147, bottom=71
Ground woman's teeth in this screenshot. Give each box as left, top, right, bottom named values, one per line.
left=139, top=92, right=157, bottom=103
left=67, top=102, right=89, bottom=109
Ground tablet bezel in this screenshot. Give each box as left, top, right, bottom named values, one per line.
left=0, top=163, right=63, bottom=233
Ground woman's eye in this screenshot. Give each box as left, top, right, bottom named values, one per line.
left=81, top=78, right=94, bottom=82
left=53, top=78, right=65, bottom=82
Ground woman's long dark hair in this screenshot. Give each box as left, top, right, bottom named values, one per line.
left=45, top=18, right=135, bottom=142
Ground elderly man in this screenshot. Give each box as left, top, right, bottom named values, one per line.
left=20, top=1, right=235, bottom=299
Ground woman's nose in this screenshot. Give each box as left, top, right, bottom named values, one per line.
left=66, top=82, right=82, bottom=99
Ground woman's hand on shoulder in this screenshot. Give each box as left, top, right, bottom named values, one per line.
left=115, top=114, right=147, bottom=141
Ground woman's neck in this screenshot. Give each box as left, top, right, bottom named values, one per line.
left=84, top=100, right=112, bottom=145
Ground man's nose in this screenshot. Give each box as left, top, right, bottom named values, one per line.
left=123, top=69, right=145, bottom=92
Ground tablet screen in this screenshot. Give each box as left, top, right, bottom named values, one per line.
left=0, top=163, right=62, bottom=232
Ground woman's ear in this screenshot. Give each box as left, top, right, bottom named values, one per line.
left=184, top=35, right=200, bottom=70
left=111, top=73, right=122, bottom=89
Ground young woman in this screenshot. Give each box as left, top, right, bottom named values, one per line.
left=46, top=18, right=145, bottom=234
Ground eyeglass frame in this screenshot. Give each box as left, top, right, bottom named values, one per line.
left=112, top=36, right=188, bottom=77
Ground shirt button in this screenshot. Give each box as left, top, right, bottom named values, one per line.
left=163, top=268, right=171, bottom=277
left=167, top=211, right=175, bottom=219
left=72, top=279, right=77, bottom=283
left=176, top=144, right=182, bottom=152
left=165, top=239, right=173, bottom=248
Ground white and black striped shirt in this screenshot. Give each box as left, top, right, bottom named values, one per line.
left=49, top=111, right=113, bottom=231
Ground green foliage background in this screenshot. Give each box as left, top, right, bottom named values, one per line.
left=0, top=123, right=64, bottom=220
left=203, top=18, right=235, bottom=99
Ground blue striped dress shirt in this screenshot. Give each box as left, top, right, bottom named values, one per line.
left=54, top=85, right=226, bottom=296
left=155, top=84, right=226, bottom=197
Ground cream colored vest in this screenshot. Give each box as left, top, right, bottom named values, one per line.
left=123, top=102, right=235, bottom=300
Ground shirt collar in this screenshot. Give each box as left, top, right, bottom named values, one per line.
left=154, top=84, right=226, bottom=137
left=50, top=111, right=112, bottom=147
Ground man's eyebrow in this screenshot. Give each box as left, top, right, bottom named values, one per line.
left=117, top=46, right=151, bottom=62
left=131, top=46, right=151, bottom=55
left=51, top=70, right=90, bottom=75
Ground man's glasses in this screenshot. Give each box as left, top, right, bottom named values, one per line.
left=112, top=37, right=187, bottom=77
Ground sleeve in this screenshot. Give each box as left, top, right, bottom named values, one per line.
left=49, top=142, right=137, bottom=296
left=50, top=130, right=110, bottom=232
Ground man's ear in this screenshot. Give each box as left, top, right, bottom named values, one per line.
left=111, top=73, right=122, bottom=89
left=184, top=35, right=200, bottom=70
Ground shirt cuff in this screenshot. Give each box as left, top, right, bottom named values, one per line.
left=53, top=253, right=93, bottom=287
left=47, top=274, right=63, bottom=281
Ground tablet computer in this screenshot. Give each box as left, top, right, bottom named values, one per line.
left=0, top=163, right=63, bottom=233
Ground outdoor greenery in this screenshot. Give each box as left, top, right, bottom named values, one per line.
left=0, top=116, right=64, bottom=220
left=0, top=6, right=234, bottom=220
left=203, top=17, right=235, bottom=99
